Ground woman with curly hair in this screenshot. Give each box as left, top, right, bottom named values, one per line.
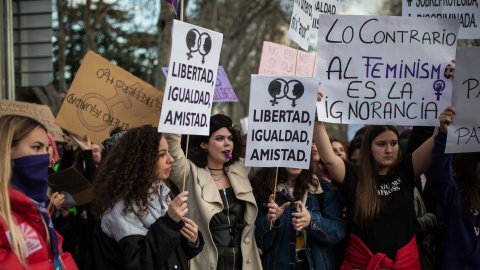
left=253, top=161, right=346, bottom=270
left=0, top=115, right=77, bottom=269
left=165, top=114, right=262, bottom=270
left=92, top=125, right=204, bottom=270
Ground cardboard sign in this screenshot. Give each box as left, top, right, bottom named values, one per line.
left=245, top=75, right=320, bottom=169
left=55, top=51, right=164, bottom=145
left=162, top=66, right=238, bottom=102
left=0, top=100, right=64, bottom=142
left=48, top=167, right=92, bottom=207
left=288, top=0, right=316, bottom=50
left=158, top=20, right=223, bottom=135
left=316, top=14, right=459, bottom=125
left=402, top=0, right=480, bottom=39
left=446, top=47, right=480, bottom=153
left=258, top=41, right=317, bottom=77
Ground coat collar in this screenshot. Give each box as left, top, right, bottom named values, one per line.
left=197, top=159, right=254, bottom=205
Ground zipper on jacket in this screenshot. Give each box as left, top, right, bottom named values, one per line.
left=222, top=189, right=235, bottom=269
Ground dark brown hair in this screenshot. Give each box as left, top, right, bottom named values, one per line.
left=188, top=125, right=243, bottom=168
left=91, top=125, right=163, bottom=217
left=453, top=152, right=480, bottom=217
left=255, top=158, right=319, bottom=204
left=353, top=125, right=399, bottom=227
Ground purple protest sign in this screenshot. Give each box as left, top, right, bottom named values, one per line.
left=162, top=66, right=238, bottom=102
left=162, top=0, right=178, bottom=14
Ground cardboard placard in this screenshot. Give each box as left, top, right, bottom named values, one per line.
left=0, top=100, right=64, bottom=142
left=48, top=167, right=92, bottom=207
left=445, top=47, right=480, bottom=153
left=258, top=41, right=317, bottom=77
left=55, top=50, right=164, bottom=145
left=316, top=14, right=459, bottom=125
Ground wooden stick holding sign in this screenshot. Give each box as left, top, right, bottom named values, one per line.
left=270, top=50, right=302, bottom=230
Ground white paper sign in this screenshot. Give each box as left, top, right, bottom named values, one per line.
left=446, top=47, right=480, bottom=153
left=158, top=20, right=223, bottom=135
left=312, top=0, right=342, bottom=30
left=316, top=14, right=459, bottom=125
left=402, top=0, right=480, bottom=39
left=245, top=75, right=320, bottom=169
left=288, top=0, right=316, bottom=50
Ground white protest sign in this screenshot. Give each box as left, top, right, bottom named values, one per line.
left=446, top=47, right=480, bottom=153
left=316, top=14, right=459, bottom=125
left=288, top=0, right=316, bottom=50
left=158, top=20, right=223, bottom=135
left=312, top=0, right=342, bottom=31
left=402, top=0, right=480, bottom=39
left=245, top=75, right=319, bottom=169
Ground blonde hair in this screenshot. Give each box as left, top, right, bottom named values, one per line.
left=0, top=115, right=47, bottom=265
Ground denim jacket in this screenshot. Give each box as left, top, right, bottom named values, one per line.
left=254, top=178, right=346, bottom=270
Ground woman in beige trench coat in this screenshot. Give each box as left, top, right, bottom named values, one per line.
left=165, top=114, right=262, bottom=270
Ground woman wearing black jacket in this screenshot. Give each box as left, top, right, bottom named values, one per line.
left=91, top=125, right=204, bottom=270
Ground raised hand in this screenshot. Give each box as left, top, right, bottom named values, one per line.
left=267, top=194, right=290, bottom=223
left=167, top=191, right=189, bottom=222
left=62, top=134, right=73, bottom=151
left=439, top=106, right=456, bottom=133
left=72, top=135, right=92, bottom=150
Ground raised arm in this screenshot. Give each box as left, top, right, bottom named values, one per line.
left=164, top=133, right=190, bottom=191
left=411, top=106, right=456, bottom=180
left=313, top=91, right=346, bottom=184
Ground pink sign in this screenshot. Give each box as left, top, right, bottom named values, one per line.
left=258, top=41, right=316, bottom=77
left=162, top=66, right=238, bottom=102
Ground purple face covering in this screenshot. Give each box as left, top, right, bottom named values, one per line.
left=10, top=154, right=50, bottom=203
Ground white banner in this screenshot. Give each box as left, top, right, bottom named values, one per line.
left=158, top=20, right=223, bottom=135
left=445, top=47, right=480, bottom=153
left=402, top=0, right=480, bottom=39
left=245, top=75, right=320, bottom=169
left=316, top=14, right=459, bottom=125
left=288, top=0, right=316, bottom=50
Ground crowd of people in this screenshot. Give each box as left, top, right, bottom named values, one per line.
left=0, top=77, right=479, bottom=270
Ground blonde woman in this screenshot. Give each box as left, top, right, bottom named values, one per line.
left=0, top=115, right=77, bottom=269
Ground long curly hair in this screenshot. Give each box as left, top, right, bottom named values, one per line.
left=254, top=158, right=319, bottom=204
left=91, top=125, right=163, bottom=217
left=188, top=125, right=243, bottom=168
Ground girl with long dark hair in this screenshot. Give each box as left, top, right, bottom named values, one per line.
left=313, top=90, right=453, bottom=269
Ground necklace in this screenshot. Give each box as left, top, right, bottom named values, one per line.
left=212, top=172, right=225, bottom=181
left=210, top=171, right=224, bottom=176
left=208, top=167, right=224, bottom=170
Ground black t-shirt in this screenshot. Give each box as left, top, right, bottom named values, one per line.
left=343, top=154, right=416, bottom=259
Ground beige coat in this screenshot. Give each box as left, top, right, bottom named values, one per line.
left=165, top=134, right=262, bottom=270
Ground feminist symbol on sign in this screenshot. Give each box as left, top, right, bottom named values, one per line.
left=186, top=29, right=212, bottom=64
left=268, top=79, right=304, bottom=108
left=433, top=80, right=446, bottom=101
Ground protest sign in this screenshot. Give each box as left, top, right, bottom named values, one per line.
left=48, top=167, right=92, bottom=206
left=258, top=41, right=317, bottom=77
left=312, top=0, right=342, bottom=30
left=288, top=0, right=316, bottom=50
left=402, top=0, right=480, bottom=39
left=158, top=20, right=223, bottom=135
left=55, top=50, right=164, bottom=145
left=245, top=75, right=319, bottom=169
left=316, top=14, right=459, bottom=126
left=162, top=66, right=237, bottom=102
left=446, top=47, right=480, bottom=153
left=0, top=100, right=64, bottom=142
